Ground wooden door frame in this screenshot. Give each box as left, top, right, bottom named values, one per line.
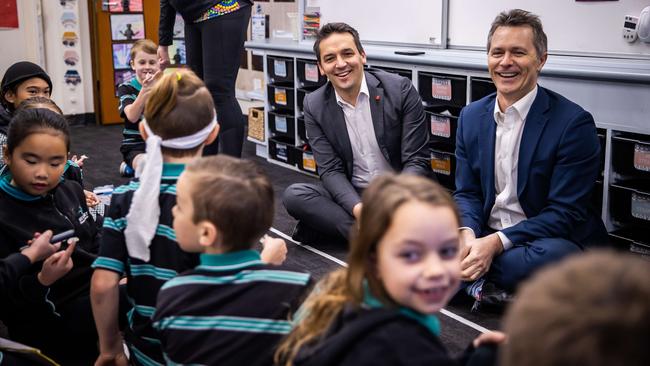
left=86, top=0, right=160, bottom=125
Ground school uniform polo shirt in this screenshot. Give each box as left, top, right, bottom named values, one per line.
left=93, top=163, right=197, bottom=366
left=152, top=250, right=311, bottom=365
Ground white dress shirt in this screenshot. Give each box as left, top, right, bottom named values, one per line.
left=335, top=75, right=393, bottom=188
left=488, top=86, right=538, bottom=250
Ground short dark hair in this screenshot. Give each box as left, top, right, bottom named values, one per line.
left=7, top=108, right=70, bottom=154
left=487, top=9, right=547, bottom=59
left=17, top=96, right=63, bottom=115
left=313, top=22, right=365, bottom=63
left=502, top=250, right=650, bottom=366
left=184, top=155, right=274, bottom=252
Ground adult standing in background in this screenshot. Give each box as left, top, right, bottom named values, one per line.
left=454, top=9, right=607, bottom=310
left=158, top=0, right=252, bottom=157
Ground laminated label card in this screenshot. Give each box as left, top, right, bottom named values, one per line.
left=274, top=60, right=287, bottom=78
left=432, top=77, right=452, bottom=101
left=305, top=63, right=319, bottom=82
left=631, top=192, right=650, bottom=222
left=277, top=144, right=288, bottom=161
left=303, top=152, right=317, bottom=172
left=274, top=88, right=287, bottom=106
left=431, top=152, right=451, bottom=175
left=633, top=143, right=650, bottom=172
left=431, top=114, right=451, bottom=138
left=275, top=116, right=288, bottom=133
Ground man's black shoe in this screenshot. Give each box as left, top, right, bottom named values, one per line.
left=291, top=222, right=319, bottom=244
left=471, top=281, right=514, bottom=313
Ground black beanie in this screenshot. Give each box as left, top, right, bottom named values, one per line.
left=1, top=61, right=53, bottom=98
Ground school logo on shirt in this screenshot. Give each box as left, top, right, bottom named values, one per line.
left=77, top=207, right=89, bottom=225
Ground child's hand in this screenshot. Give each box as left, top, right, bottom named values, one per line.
left=37, top=241, right=76, bottom=286
left=21, top=231, right=60, bottom=263
left=95, top=352, right=129, bottom=366
left=472, top=331, right=506, bottom=348
left=261, top=235, right=287, bottom=265
left=70, top=154, right=88, bottom=168
left=85, top=190, right=100, bottom=208
left=141, top=70, right=161, bottom=93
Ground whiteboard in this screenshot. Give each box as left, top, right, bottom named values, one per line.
left=449, top=0, right=650, bottom=56
left=318, top=0, right=443, bottom=47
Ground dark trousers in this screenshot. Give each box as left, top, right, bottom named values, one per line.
left=283, top=183, right=358, bottom=242
left=485, top=236, right=582, bottom=292
left=184, top=6, right=251, bottom=157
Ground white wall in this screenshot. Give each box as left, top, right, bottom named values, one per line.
left=0, top=0, right=43, bottom=74
left=1, top=0, right=94, bottom=115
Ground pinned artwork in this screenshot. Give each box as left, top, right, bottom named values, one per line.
left=109, top=0, right=143, bottom=13
left=62, top=31, right=78, bottom=47
left=64, top=70, right=81, bottom=86
left=61, top=11, right=77, bottom=29
left=64, top=50, right=80, bottom=66
left=110, top=14, right=144, bottom=41
left=114, top=70, right=135, bottom=95
left=169, top=40, right=186, bottom=65
left=59, top=0, right=77, bottom=10
left=113, top=43, right=134, bottom=69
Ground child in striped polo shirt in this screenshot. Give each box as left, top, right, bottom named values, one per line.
left=152, top=155, right=311, bottom=366
left=91, top=69, right=287, bottom=366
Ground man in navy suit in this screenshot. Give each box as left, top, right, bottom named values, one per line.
left=454, top=9, right=607, bottom=304
left=283, top=23, right=430, bottom=243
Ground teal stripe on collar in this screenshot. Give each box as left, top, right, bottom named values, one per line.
left=130, top=77, right=143, bottom=91
left=161, top=163, right=185, bottom=179
left=362, top=280, right=441, bottom=337
left=0, top=174, right=42, bottom=201
left=199, top=250, right=262, bottom=268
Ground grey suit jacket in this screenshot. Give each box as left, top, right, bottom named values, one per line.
left=303, top=69, right=430, bottom=214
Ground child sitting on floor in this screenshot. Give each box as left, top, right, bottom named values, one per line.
left=275, top=174, right=503, bottom=366
left=501, top=250, right=650, bottom=366
left=152, top=155, right=311, bottom=365
left=0, top=108, right=100, bottom=362
left=91, top=69, right=287, bottom=366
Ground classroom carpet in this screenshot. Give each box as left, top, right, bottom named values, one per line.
left=66, top=121, right=503, bottom=356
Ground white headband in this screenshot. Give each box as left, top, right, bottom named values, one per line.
left=124, top=115, right=218, bottom=262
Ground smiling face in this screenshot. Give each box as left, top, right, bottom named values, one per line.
left=4, top=77, right=51, bottom=109
left=375, top=201, right=461, bottom=315
left=317, top=32, right=367, bottom=102
left=488, top=25, right=547, bottom=110
left=130, top=50, right=160, bottom=84
left=5, top=131, right=67, bottom=196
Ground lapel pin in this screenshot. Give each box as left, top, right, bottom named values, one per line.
left=375, top=95, right=381, bottom=102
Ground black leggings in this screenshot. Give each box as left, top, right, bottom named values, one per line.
left=184, top=6, right=251, bottom=157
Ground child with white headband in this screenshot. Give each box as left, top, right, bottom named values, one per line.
left=90, top=69, right=288, bottom=366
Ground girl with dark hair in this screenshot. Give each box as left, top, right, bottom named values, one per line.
left=0, top=108, right=100, bottom=363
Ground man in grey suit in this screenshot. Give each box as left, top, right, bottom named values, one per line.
left=283, top=22, right=431, bottom=243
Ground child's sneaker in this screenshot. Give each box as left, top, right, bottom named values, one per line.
left=119, top=161, right=134, bottom=177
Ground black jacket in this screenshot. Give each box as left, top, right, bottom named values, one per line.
left=159, top=0, right=253, bottom=45
left=0, top=106, right=11, bottom=135
left=0, top=178, right=98, bottom=326
left=294, top=307, right=459, bottom=366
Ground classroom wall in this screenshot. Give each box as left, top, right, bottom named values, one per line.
left=0, top=0, right=94, bottom=115
left=0, top=0, right=43, bottom=77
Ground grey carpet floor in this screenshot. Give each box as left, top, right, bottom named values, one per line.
left=68, top=121, right=502, bottom=356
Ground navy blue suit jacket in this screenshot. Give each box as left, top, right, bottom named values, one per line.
left=454, top=86, right=607, bottom=247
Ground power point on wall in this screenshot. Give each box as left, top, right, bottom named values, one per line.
left=623, top=15, right=638, bottom=43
